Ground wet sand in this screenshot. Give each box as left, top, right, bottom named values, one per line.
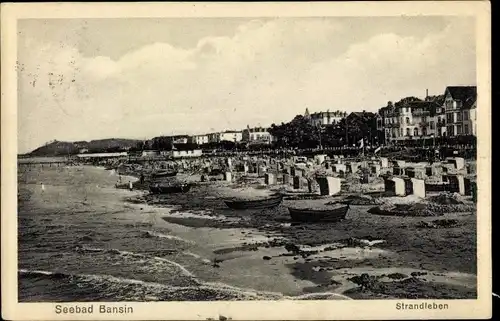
left=126, top=173, right=477, bottom=299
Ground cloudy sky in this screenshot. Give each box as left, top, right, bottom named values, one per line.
left=17, top=16, right=476, bottom=153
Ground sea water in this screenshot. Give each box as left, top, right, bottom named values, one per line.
left=18, top=164, right=350, bottom=302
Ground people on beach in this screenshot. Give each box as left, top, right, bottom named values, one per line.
left=41, top=182, right=45, bottom=192
left=129, top=181, right=133, bottom=191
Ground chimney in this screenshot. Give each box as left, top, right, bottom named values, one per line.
left=426, top=89, right=429, bottom=99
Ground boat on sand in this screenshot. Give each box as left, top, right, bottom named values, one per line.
left=224, top=194, right=283, bottom=210
left=288, top=203, right=350, bottom=223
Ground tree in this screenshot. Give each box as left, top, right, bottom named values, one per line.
left=151, top=136, right=173, bottom=150
left=269, top=115, right=320, bottom=148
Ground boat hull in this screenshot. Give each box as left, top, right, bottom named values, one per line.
left=288, top=204, right=349, bottom=223
left=149, top=184, right=191, bottom=194
left=224, top=195, right=283, bottom=210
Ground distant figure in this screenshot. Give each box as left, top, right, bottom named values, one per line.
left=41, top=183, right=45, bottom=192
left=119, top=175, right=122, bottom=183
left=140, top=173, right=145, bottom=184
left=128, top=181, right=133, bottom=191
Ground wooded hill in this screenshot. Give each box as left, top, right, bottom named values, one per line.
left=26, top=138, right=142, bottom=157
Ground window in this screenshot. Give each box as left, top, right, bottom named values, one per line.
left=446, top=113, right=454, bottom=123
left=457, top=125, right=462, bottom=135
left=464, top=124, right=469, bottom=134
left=463, top=111, right=469, bottom=120
left=447, top=126, right=455, bottom=136
left=406, top=117, right=410, bottom=124
left=406, top=128, right=411, bottom=136
left=457, top=112, right=462, bottom=121
left=430, top=121, right=435, bottom=129
left=400, top=128, right=404, bottom=136
left=422, top=128, right=427, bottom=136
left=413, top=128, right=419, bottom=136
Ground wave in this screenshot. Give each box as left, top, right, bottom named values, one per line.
left=19, top=269, right=352, bottom=301
left=73, top=245, right=195, bottom=278
left=182, top=251, right=213, bottom=265
left=142, top=230, right=195, bottom=245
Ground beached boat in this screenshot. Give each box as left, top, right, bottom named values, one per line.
left=152, top=170, right=177, bottom=178
left=149, top=184, right=191, bottom=194
left=288, top=203, right=350, bottom=223
left=224, top=194, right=283, bottom=210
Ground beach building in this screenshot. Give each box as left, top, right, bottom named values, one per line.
left=141, top=150, right=159, bottom=157
left=172, top=149, right=203, bottom=158
left=76, top=152, right=128, bottom=159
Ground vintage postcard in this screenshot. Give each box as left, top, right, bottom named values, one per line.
left=1, top=1, right=492, bottom=320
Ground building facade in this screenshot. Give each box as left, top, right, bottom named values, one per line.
left=189, top=134, right=209, bottom=145
left=220, top=131, right=243, bottom=142
left=443, top=86, right=477, bottom=137
left=242, top=126, right=272, bottom=143
left=304, top=108, right=346, bottom=127
left=170, top=135, right=189, bottom=144
left=376, top=86, right=476, bottom=144
left=207, top=131, right=243, bottom=143
left=379, top=97, right=443, bottom=143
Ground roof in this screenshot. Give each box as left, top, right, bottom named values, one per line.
left=77, top=152, right=128, bottom=158
left=445, top=86, right=477, bottom=109
left=348, top=111, right=376, bottom=118
left=425, top=94, right=445, bottom=105
left=310, top=111, right=346, bottom=118
left=407, top=101, right=440, bottom=116
left=407, top=101, right=439, bottom=109
left=245, top=127, right=269, bottom=132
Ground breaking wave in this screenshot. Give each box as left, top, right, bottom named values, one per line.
left=73, top=245, right=195, bottom=277
left=19, top=269, right=352, bottom=301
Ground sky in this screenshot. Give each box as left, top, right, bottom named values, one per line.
left=17, top=16, right=476, bottom=154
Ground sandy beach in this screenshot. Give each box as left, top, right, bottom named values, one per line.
left=121, top=166, right=477, bottom=300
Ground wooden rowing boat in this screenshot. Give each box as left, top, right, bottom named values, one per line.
left=149, top=183, right=191, bottom=194
left=224, top=194, right=283, bottom=210
left=288, top=203, right=350, bottom=223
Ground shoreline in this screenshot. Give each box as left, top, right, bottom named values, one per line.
left=106, top=162, right=477, bottom=299
left=19, top=161, right=477, bottom=300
